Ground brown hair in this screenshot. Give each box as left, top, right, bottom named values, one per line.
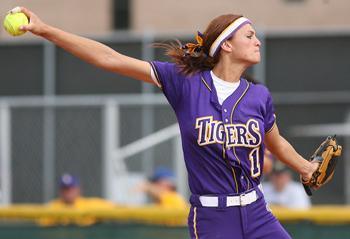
left=155, top=14, right=243, bottom=75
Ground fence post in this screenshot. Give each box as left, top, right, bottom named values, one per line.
left=173, top=135, right=188, bottom=199
left=141, top=30, right=155, bottom=176
left=344, top=112, right=350, bottom=204
left=0, top=103, right=11, bottom=205
left=42, top=41, right=57, bottom=203
left=103, top=101, right=120, bottom=201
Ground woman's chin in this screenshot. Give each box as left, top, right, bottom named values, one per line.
left=247, top=58, right=260, bottom=65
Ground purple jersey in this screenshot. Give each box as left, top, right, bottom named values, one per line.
left=150, top=61, right=276, bottom=195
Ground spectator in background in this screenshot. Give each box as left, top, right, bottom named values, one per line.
left=138, top=167, right=188, bottom=209
left=263, top=162, right=311, bottom=209
left=39, top=173, right=116, bottom=226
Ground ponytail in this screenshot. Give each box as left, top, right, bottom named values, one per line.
left=154, top=34, right=217, bottom=75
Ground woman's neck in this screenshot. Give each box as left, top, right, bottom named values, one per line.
left=212, top=59, right=247, bottom=83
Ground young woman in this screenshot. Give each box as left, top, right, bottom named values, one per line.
left=15, top=6, right=318, bottom=238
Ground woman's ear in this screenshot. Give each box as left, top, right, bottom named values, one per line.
left=221, top=41, right=233, bottom=53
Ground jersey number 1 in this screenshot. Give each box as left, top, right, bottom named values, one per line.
left=249, top=148, right=261, bottom=178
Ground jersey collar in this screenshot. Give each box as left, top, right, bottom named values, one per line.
left=202, top=70, right=249, bottom=112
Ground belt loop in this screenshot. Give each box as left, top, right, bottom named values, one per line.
left=190, top=194, right=202, bottom=207
left=255, top=184, right=264, bottom=198
left=218, top=195, right=226, bottom=208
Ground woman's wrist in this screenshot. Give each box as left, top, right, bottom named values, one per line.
left=39, top=24, right=52, bottom=38
left=300, top=160, right=319, bottom=181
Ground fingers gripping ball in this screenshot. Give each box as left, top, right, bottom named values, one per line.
left=3, top=12, right=29, bottom=36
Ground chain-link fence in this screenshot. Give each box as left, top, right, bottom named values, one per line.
left=0, top=95, right=181, bottom=205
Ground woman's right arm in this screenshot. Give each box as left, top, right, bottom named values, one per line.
left=17, top=7, right=154, bottom=85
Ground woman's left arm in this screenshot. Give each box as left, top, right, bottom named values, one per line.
left=264, top=124, right=319, bottom=181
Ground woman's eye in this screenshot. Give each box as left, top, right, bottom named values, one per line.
left=247, top=35, right=253, bottom=39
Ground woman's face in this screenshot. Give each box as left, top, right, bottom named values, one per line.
left=226, top=24, right=261, bottom=65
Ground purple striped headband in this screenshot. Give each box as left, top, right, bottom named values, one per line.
left=209, top=17, right=252, bottom=57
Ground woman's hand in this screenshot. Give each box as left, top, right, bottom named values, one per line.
left=300, top=161, right=320, bottom=185
left=9, top=6, right=48, bottom=36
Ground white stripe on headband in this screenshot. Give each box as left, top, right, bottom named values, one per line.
left=209, top=17, right=252, bottom=57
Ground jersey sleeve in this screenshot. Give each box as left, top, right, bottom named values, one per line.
left=264, top=90, right=276, bottom=133
left=149, top=61, right=184, bottom=110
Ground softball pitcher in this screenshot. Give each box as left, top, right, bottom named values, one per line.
left=15, top=7, right=320, bottom=239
